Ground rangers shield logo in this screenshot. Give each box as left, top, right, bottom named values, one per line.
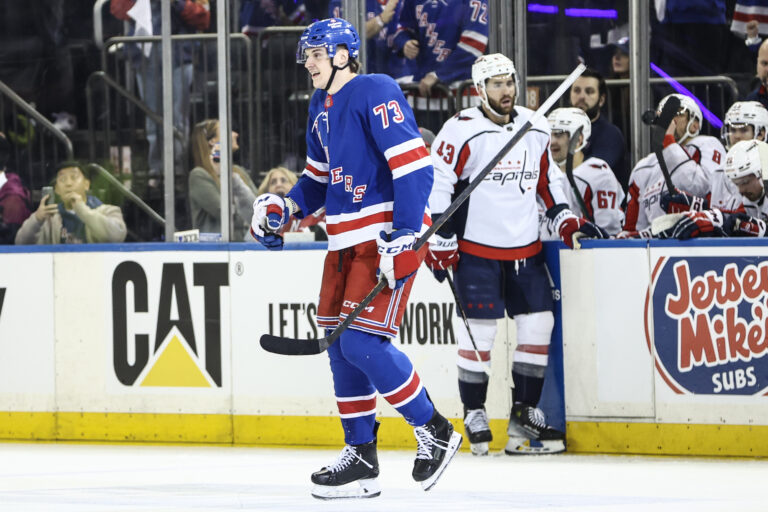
left=645, top=256, right=768, bottom=395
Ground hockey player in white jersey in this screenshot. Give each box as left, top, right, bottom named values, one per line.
left=722, top=139, right=768, bottom=236
left=722, top=101, right=768, bottom=149
left=547, top=107, right=625, bottom=236
left=656, top=139, right=768, bottom=239
left=426, top=53, right=607, bottom=456
left=621, top=94, right=713, bottom=236
left=653, top=100, right=765, bottom=238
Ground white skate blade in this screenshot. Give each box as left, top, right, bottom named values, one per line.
left=504, top=436, right=565, bottom=455
left=470, top=441, right=489, bottom=456
left=421, top=431, right=463, bottom=491
left=311, top=478, right=381, bottom=500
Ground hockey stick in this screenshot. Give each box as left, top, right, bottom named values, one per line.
left=563, top=126, right=594, bottom=223
left=649, top=95, right=681, bottom=194
left=446, top=272, right=491, bottom=376
left=260, top=63, right=587, bottom=356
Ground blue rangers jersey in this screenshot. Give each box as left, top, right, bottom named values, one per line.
left=287, top=74, right=433, bottom=250
left=393, top=0, right=489, bottom=83
left=328, top=0, right=416, bottom=79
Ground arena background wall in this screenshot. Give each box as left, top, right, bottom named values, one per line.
left=0, top=240, right=765, bottom=457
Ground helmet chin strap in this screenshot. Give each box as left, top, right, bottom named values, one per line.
left=324, top=61, right=350, bottom=92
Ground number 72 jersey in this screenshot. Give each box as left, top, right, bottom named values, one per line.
left=428, top=105, right=570, bottom=261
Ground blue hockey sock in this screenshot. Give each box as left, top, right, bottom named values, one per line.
left=328, top=338, right=378, bottom=445
left=339, top=328, right=434, bottom=426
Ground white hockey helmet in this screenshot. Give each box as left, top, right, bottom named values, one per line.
left=547, top=107, right=592, bottom=152
left=721, top=101, right=768, bottom=149
left=657, top=93, right=703, bottom=142
left=472, top=53, right=518, bottom=116
left=724, top=139, right=768, bottom=182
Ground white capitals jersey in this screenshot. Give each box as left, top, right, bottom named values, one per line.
left=742, top=192, right=768, bottom=221
left=625, top=138, right=713, bottom=231
left=685, top=135, right=744, bottom=212
left=429, top=106, right=570, bottom=260
left=564, top=157, right=625, bottom=236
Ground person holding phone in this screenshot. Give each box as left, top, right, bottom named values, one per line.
left=15, top=161, right=126, bottom=245
left=0, top=133, right=32, bottom=244
left=188, top=119, right=258, bottom=240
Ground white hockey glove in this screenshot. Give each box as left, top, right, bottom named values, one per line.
left=376, top=229, right=420, bottom=289
left=250, top=194, right=298, bottom=250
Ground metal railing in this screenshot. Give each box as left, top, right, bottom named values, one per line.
left=0, top=80, right=74, bottom=192
left=255, top=26, right=309, bottom=176
left=89, top=163, right=165, bottom=226
left=100, top=33, right=255, bottom=172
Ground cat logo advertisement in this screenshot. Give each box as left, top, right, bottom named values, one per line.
left=111, top=260, right=229, bottom=388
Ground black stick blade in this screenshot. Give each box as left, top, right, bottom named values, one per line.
left=259, top=334, right=330, bottom=355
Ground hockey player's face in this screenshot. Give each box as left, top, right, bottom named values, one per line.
left=728, top=124, right=756, bottom=146
left=485, top=76, right=515, bottom=115
left=304, top=47, right=333, bottom=89
left=733, top=174, right=765, bottom=202
left=549, top=131, right=570, bottom=162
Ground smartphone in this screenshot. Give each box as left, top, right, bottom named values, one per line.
left=211, top=142, right=221, bottom=164
left=42, top=186, right=55, bottom=204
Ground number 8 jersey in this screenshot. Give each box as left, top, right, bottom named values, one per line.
left=428, top=105, right=570, bottom=260
left=286, top=74, right=434, bottom=250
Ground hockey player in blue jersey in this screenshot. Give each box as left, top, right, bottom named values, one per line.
left=393, top=0, right=489, bottom=95
left=250, top=18, right=462, bottom=499
left=426, top=54, right=607, bottom=456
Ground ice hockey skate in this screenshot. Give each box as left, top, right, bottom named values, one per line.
left=310, top=438, right=381, bottom=499
left=505, top=403, right=565, bottom=455
left=463, top=407, right=492, bottom=456
left=412, top=410, right=463, bottom=490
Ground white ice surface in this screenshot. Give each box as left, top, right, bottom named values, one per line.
left=0, top=443, right=764, bottom=511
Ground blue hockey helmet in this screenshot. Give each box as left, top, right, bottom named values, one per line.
left=296, top=18, right=361, bottom=64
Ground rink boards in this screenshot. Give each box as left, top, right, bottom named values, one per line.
left=0, top=240, right=766, bottom=457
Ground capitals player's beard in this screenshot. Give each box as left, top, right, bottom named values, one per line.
left=488, top=95, right=514, bottom=116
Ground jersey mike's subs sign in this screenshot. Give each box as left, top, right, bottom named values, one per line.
left=647, top=256, right=768, bottom=395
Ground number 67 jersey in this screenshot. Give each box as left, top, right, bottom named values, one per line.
left=428, top=105, right=570, bottom=260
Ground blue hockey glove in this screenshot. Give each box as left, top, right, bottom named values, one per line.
left=724, top=212, right=767, bottom=237
left=250, top=194, right=298, bottom=250
left=376, top=229, right=420, bottom=289
left=660, top=190, right=708, bottom=214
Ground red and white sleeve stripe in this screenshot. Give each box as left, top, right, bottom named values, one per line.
left=384, top=138, right=432, bottom=180
left=302, top=157, right=329, bottom=184
left=457, top=30, right=488, bottom=57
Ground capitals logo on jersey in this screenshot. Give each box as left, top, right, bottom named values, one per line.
left=312, top=111, right=330, bottom=162
left=646, top=256, right=768, bottom=395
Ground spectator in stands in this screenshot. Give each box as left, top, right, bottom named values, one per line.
left=608, top=37, right=631, bottom=156
left=393, top=0, right=489, bottom=131
left=569, top=68, right=628, bottom=190
left=15, top=162, right=127, bottom=244
left=256, top=166, right=327, bottom=241
left=110, top=0, right=211, bottom=181
left=0, top=133, right=31, bottom=244
left=746, top=39, right=768, bottom=109
left=188, top=119, right=258, bottom=241
left=328, top=0, right=414, bottom=81
left=419, top=127, right=436, bottom=152
left=240, top=0, right=306, bottom=35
